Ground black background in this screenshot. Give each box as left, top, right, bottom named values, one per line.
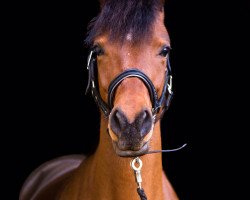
left=10, top=0, right=249, bottom=199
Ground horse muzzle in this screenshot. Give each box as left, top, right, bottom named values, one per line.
left=108, top=108, right=154, bottom=157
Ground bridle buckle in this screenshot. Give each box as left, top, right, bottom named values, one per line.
left=87, top=50, right=94, bottom=70
left=167, top=75, right=173, bottom=94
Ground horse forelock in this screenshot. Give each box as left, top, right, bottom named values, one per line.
left=85, top=0, right=165, bottom=46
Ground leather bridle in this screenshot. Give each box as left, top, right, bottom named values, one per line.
left=85, top=50, right=173, bottom=122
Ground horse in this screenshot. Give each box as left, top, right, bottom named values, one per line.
left=19, top=0, right=180, bottom=199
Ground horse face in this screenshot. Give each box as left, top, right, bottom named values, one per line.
left=94, top=13, right=170, bottom=157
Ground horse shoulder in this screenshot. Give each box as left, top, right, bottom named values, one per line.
left=162, top=171, right=179, bottom=200
left=19, top=154, right=86, bottom=200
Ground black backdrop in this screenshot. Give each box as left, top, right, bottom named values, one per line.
left=13, top=1, right=249, bottom=199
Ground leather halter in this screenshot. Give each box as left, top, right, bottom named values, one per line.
left=85, top=50, right=173, bottom=122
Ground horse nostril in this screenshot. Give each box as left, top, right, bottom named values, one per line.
left=137, top=109, right=153, bottom=138
left=110, top=108, right=127, bottom=137
left=142, top=110, right=149, bottom=120
left=110, top=108, right=153, bottom=143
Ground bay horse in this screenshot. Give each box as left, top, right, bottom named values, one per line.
left=20, top=0, right=180, bottom=199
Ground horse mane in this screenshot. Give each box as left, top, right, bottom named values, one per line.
left=85, top=0, right=164, bottom=45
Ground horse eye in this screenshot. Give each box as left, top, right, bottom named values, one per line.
left=159, top=46, right=170, bottom=57
left=93, top=45, right=104, bottom=56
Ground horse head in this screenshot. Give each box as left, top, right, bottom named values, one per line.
left=85, top=0, right=173, bottom=157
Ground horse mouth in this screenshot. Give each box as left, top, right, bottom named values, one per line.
left=112, top=141, right=149, bottom=157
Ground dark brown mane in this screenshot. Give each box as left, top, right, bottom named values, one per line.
left=85, top=0, right=164, bottom=45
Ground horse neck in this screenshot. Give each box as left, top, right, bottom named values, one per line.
left=87, top=114, right=164, bottom=200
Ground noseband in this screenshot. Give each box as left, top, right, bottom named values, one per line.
left=85, top=50, right=173, bottom=122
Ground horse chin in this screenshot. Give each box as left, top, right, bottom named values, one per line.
left=112, top=141, right=149, bottom=157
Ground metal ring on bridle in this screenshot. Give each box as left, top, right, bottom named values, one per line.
left=130, top=157, right=143, bottom=171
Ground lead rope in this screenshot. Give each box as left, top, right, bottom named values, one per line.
left=130, top=144, right=187, bottom=200
left=130, top=157, right=147, bottom=200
